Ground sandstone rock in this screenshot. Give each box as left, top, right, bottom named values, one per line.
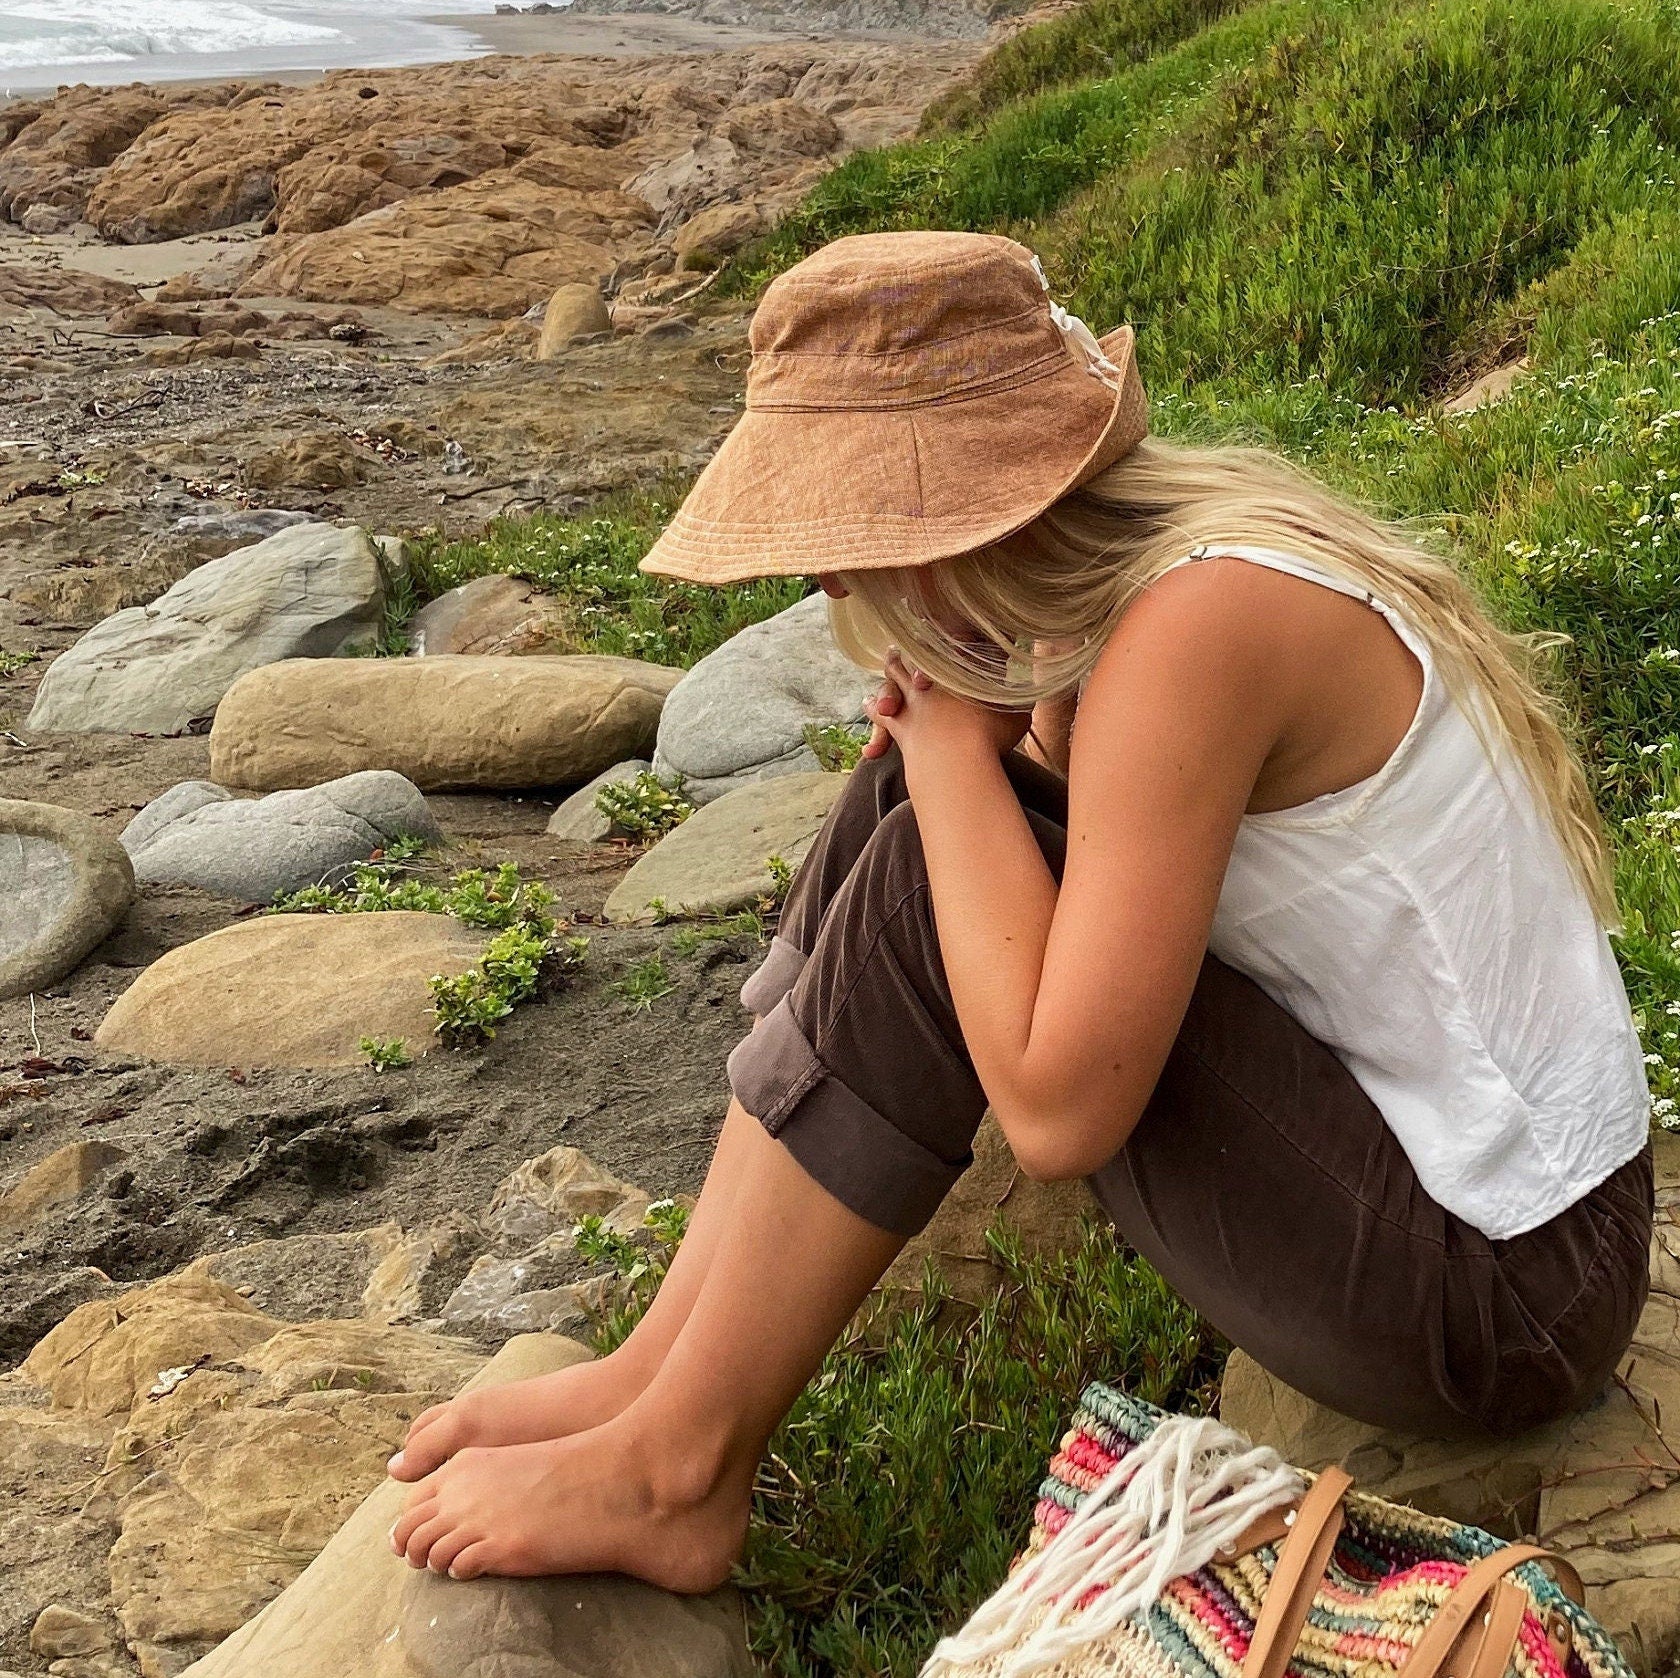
left=209, top=653, right=681, bottom=793
left=244, top=432, right=375, bottom=491
left=23, top=1273, right=278, bottom=1418
left=0, top=263, right=137, bottom=317
left=121, top=771, right=442, bottom=900
left=536, top=282, right=612, bottom=358
left=673, top=200, right=763, bottom=269
left=0, top=799, right=135, bottom=1000
left=26, top=523, right=389, bottom=735
left=441, top=1244, right=616, bottom=1340
left=1444, top=358, right=1531, bottom=414
left=106, top=299, right=271, bottom=339
left=95, top=911, right=486, bottom=1069
left=886, top=1116, right=1096, bottom=1302
left=405, top=574, right=570, bottom=656
left=1221, top=1133, right=1680, bottom=1669
left=360, top=1215, right=487, bottom=1325
left=485, top=1145, right=650, bottom=1248
left=29, top=1605, right=115, bottom=1659
left=143, top=329, right=263, bottom=367
left=546, top=758, right=656, bottom=844
left=177, top=1334, right=754, bottom=1678
left=605, top=771, right=844, bottom=923
left=186, top=1226, right=406, bottom=1323
left=0, top=1142, right=127, bottom=1234
left=654, top=593, right=876, bottom=802
left=240, top=176, right=645, bottom=318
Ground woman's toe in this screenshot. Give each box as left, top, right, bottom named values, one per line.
left=390, top=1491, right=437, bottom=1557
left=389, top=1405, right=457, bottom=1480
left=447, top=1539, right=494, bottom=1581
left=403, top=1512, right=456, bottom=1570
left=426, top=1523, right=480, bottom=1576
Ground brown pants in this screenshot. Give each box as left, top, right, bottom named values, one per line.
left=727, top=751, right=1654, bottom=1438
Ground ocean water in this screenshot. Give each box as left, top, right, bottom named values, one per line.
left=0, top=0, right=515, bottom=94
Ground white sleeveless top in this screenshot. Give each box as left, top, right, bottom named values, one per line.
left=1161, top=543, right=1650, bottom=1239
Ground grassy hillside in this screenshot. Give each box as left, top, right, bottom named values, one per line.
left=427, top=2, right=1680, bottom=1669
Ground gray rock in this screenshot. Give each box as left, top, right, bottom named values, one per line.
left=653, top=593, right=876, bottom=803
left=545, top=758, right=654, bottom=843
left=439, top=1238, right=617, bottom=1341
left=121, top=770, right=441, bottom=900
left=0, top=799, right=135, bottom=1000
left=604, top=772, right=845, bottom=924
left=169, top=508, right=315, bottom=542
left=27, top=522, right=389, bottom=735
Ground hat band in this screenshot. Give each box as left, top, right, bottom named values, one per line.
left=747, top=342, right=1093, bottom=413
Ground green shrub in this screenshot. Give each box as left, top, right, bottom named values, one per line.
left=594, top=771, right=695, bottom=842
left=803, top=722, right=869, bottom=772
left=359, top=1036, right=412, bottom=1073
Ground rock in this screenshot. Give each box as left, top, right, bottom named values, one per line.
left=143, top=330, right=262, bottom=367
left=186, top=1226, right=406, bottom=1323
left=29, top=1605, right=115, bottom=1659
left=484, top=1145, right=650, bottom=1248
left=177, top=1334, right=755, bottom=1678
left=19, top=201, right=77, bottom=234
left=0, top=263, right=137, bottom=316
left=0, top=1142, right=126, bottom=1234
left=536, top=282, right=612, bottom=358
left=673, top=200, right=764, bottom=269
left=360, top=1215, right=486, bottom=1325
left=0, top=799, right=136, bottom=1000
left=170, top=508, right=315, bottom=543
left=605, top=772, right=844, bottom=923
left=26, top=523, right=390, bottom=736
left=1221, top=1133, right=1680, bottom=1668
left=404, top=574, right=570, bottom=656
left=208, top=654, right=681, bottom=793
left=644, top=313, right=696, bottom=341
left=100, top=1315, right=480, bottom=1676
left=441, top=1244, right=616, bottom=1340
left=95, top=912, right=487, bottom=1069
left=885, top=1116, right=1095, bottom=1302
left=121, top=771, right=442, bottom=901
left=243, top=433, right=374, bottom=490
left=653, top=594, right=876, bottom=802
left=545, top=758, right=655, bottom=843
left=1444, top=358, right=1531, bottom=414
left=23, top=1273, right=279, bottom=1418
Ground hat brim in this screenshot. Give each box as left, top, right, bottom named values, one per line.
left=640, top=326, right=1146, bottom=585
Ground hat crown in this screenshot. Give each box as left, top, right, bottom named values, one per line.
left=746, top=231, right=1082, bottom=410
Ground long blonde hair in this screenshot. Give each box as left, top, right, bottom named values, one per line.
left=829, top=438, right=1616, bottom=924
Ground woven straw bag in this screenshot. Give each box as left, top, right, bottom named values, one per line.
left=923, top=1386, right=1634, bottom=1678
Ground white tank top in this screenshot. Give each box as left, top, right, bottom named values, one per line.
left=1161, top=543, right=1650, bottom=1239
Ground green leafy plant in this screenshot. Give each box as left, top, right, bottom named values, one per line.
left=429, top=924, right=587, bottom=1046
left=765, top=854, right=796, bottom=902
left=595, top=771, right=695, bottom=843
left=610, top=954, right=675, bottom=1012
left=359, top=1036, right=412, bottom=1073
left=804, top=722, right=870, bottom=772
left=0, top=649, right=39, bottom=678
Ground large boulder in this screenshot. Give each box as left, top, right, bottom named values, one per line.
left=208, top=654, right=681, bottom=793
left=94, top=911, right=486, bottom=1068
left=536, top=282, right=612, bottom=358
left=0, top=798, right=135, bottom=1000
left=122, top=771, right=442, bottom=900
left=405, top=574, right=570, bottom=657
left=604, top=772, right=844, bottom=923
left=178, top=1334, right=755, bottom=1678
left=1221, top=1132, right=1680, bottom=1670
left=25, top=523, right=389, bottom=735
left=653, top=594, right=875, bottom=803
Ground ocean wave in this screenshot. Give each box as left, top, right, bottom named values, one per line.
left=0, top=0, right=343, bottom=70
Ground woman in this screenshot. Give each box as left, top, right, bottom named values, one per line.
left=385, top=231, right=1654, bottom=1588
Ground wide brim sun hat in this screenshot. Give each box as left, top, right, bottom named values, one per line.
left=638, top=231, right=1149, bottom=585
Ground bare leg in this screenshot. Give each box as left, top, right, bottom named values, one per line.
left=389, top=1099, right=904, bottom=1587
left=389, top=1099, right=763, bottom=1480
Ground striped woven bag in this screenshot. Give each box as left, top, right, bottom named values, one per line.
left=923, top=1386, right=1633, bottom=1678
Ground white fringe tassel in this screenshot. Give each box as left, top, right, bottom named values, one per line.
left=922, top=1415, right=1305, bottom=1678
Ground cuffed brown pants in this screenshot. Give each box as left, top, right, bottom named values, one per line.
left=727, top=751, right=1654, bottom=1438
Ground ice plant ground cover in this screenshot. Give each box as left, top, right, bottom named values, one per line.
left=399, top=0, right=1680, bottom=1666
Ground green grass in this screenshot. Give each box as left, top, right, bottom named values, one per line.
left=399, top=479, right=806, bottom=668
left=610, top=954, right=676, bottom=1011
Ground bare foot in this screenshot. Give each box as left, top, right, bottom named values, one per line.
left=388, top=1352, right=651, bottom=1483
left=389, top=1421, right=749, bottom=1590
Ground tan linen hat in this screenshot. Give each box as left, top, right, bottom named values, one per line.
left=638, top=230, right=1148, bottom=584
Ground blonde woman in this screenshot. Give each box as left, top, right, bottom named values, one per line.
left=386, top=232, right=1654, bottom=1587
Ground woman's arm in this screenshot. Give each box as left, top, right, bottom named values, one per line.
left=866, top=562, right=1291, bottom=1180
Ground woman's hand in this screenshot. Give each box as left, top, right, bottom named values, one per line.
left=862, top=651, right=1031, bottom=766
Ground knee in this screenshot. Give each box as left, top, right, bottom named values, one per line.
left=854, top=800, right=929, bottom=899
left=835, top=745, right=908, bottom=820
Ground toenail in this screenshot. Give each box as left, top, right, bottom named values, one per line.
left=388, top=1453, right=404, bottom=1471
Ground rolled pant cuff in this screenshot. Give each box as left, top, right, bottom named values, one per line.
left=739, top=935, right=807, bottom=1016
left=726, top=996, right=970, bottom=1238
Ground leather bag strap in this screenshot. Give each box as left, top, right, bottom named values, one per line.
left=1398, top=1544, right=1584, bottom=1678
left=1240, top=1467, right=1354, bottom=1678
